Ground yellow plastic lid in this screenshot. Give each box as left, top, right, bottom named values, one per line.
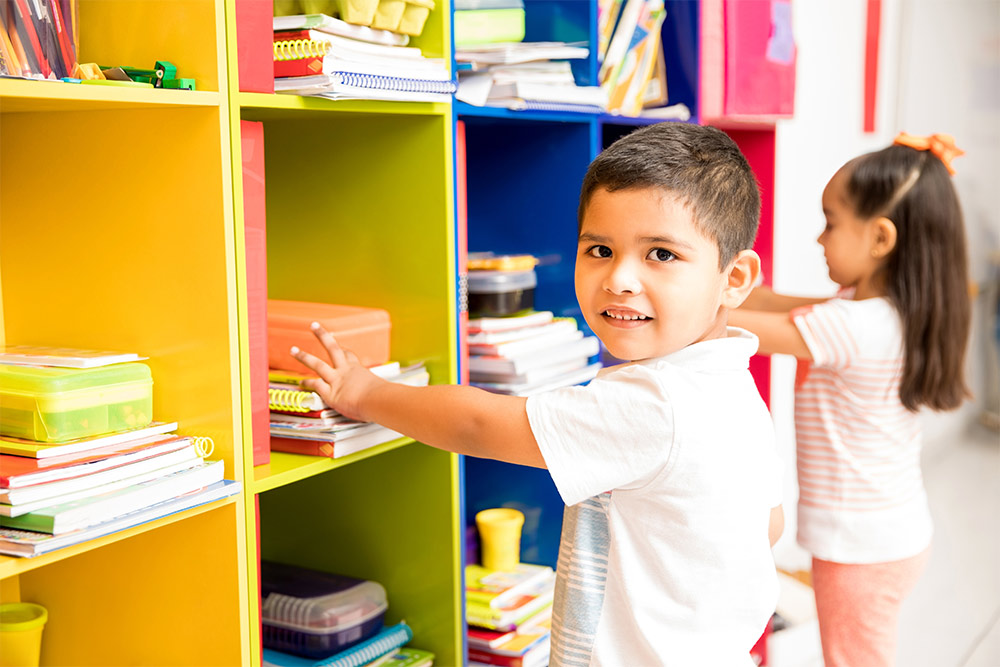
left=467, top=254, right=537, bottom=272
left=0, top=603, right=48, bottom=632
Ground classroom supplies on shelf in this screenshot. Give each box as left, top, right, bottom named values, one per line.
left=466, top=565, right=555, bottom=633
left=260, top=561, right=389, bottom=659
left=370, top=647, right=434, bottom=667
left=273, top=71, right=456, bottom=102
left=0, top=421, right=179, bottom=459
left=599, top=0, right=666, bottom=116
left=0, top=459, right=225, bottom=534
left=468, top=311, right=554, bottom=334
left=268, top=300, right=392, bottom=372
left=270, top=425, right=403, bottom=458
left=269, top=384, right=327, bottom=413
left=0, top=0, right=77, bottom=80
left=467, top=270, right=536, bottom=318
left=0, top=479, right=240, bottom=558
left=0, top=346, right=146, bottom=368
left=465, top=562, right=553, bottom=610
left=0, top=363, right=153, bottom=443
left=467, top=319, right=600, bottom=388
left=273, top=34, right=447, bottom=79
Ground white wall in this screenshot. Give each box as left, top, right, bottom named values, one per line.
left=769, top=0, right=1000, bottom=568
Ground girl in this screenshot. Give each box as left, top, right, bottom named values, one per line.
left=730, top=133, right=971, bottom=667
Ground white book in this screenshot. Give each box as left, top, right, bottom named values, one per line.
left=488, top=81, right=608, bottom=108
left=0, top=445, right=203, bottom=513
left=0, top=345, right=145, bottom=368
left=468, top=336, right=600, bottom=376
left=470, top=356, right=591, bottom=386
left=473, top=362, right=602, bottom=397
left=468, top=311, right=554, bottom=334
left=469, top=328, right=582, bottom=358
left=273, top=13, right=410, bottom=47
left=467, top=319, right=576, bottom=345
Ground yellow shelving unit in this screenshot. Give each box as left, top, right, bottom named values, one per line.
left=1, top=0, right=462, bottom=664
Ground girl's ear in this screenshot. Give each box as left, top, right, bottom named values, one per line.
left=722, top=249, right=761, bottom=309
left=871, top=217, right=898, bottom=258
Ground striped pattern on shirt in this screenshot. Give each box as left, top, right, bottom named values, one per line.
left=549, top=493, right=610, bottom=667
left=792, top=300, right=924, bottom=514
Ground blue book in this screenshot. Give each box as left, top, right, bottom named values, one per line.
left=263, top=622, right=413, bottom=667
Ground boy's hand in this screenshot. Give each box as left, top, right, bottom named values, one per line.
left=291, top=322, right=385, bottom=422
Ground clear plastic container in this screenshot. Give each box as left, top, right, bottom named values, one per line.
left=468, top=269, right=536, bottom=317
left=0, top=363, right=153, bottom=443
left=260, top=561, right=388, bottom=659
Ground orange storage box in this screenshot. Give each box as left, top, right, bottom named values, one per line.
left=267, top=300, right=391, bottom=372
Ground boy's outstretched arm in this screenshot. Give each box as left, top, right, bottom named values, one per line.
left=728, top=309, right=813, bottom=359
left=292, top=323, right=546, bottom=469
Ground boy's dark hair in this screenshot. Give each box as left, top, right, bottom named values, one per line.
left=577, top=123, right=761, bottom=269
left=844, top=144, right=971, bottom=411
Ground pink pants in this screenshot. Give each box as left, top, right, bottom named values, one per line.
left=811, top=548, right=930, bottom=667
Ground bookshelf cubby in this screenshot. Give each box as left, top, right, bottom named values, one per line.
left=0, top=0, right=788, bottom=663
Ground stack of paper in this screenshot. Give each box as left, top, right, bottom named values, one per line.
left=456, top=41, right=607, bottom=112
left=272, top=14, right=456, bottom=102
left=467, top=311, right=601, bottom=396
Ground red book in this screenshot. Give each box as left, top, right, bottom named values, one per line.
left=270, top=426, right=402, bottom=459
left=241, top=120, right=271, bottom=467
left=235, top=0, right=273, bottom=92
left=456, top=120, right=469, bottom=386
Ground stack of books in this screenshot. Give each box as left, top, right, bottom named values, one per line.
left=263, top=622, right=435, bottom=667
left=466, top=562, right=555, bottom=667
left=272, top=13, right=456, bottom=102
left=0, top=347, right=238, bottom=558
left=455, top=42, right=607, bottom=113
left=468, top=311, right=601, bottom=396
left=268, top=362, right=429, bottom=459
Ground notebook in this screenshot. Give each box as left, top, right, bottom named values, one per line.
left=268, top=384, right=326, bottom=413
left=273, top=14, right=410, bottom=48
left=274, top=73, right=457, bottom=103
left=262, top=621, right=413, bottom=667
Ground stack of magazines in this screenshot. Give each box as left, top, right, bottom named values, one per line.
left=272, top=13, right=456, bottom=102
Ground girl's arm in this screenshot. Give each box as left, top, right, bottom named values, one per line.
left=728, top=309, right=813, bottom=359
left=292, top=323, right=546, bottom=469
left=740, top=286, right=832, bottom=313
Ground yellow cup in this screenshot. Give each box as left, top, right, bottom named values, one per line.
left=476, top=508, right=524, bottom=572
left=0, top=602, right=47, bottom=667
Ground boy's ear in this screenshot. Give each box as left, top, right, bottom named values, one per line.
left=722, top=249, right=761, bottom=309
left=871, top=216, right=898, bottom=258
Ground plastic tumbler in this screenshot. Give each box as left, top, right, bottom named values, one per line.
left=0, top=602, right=47, bottom=667
left=476, top=508, right=525, bottom=572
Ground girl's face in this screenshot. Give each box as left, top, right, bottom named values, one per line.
left=817, top=167, right=882, bottom=290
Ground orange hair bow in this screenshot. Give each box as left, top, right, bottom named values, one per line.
left=893, top=132, right=965, bottom=175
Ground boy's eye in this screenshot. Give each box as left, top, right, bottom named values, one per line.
left=647, top=248, right=676, bottom=262
left=587, top=245, right=612, bottom=258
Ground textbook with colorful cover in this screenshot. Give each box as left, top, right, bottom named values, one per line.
left=466, top=562, right=554, bottom=609
left=270, top=427, right=404, bottom=459
left=262, top=621, right=413, bottom=667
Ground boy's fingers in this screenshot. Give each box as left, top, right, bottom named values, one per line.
left=291, top=346, right=336, bottom=378
left=301, top=376, right=332, bottom=397
left=310, top=322, right=348, bottom=368
left=345, top=349, right=360, bottom=365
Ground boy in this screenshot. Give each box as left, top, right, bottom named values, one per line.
left=293, top=123, right=783, bottom=666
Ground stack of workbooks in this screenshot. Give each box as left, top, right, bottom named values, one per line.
left=262, top=622, right=435, bottom=667
left=466, top=562, right=555, bottom=667
left=468, top=311, right=601, bottom=396
left=455, top=41, right=607, bottom=113
left=272, top=13, right=456, bottom=102
left=268, top=362, right=429, bottom=459
left=0, top=346, right=238, bottom=558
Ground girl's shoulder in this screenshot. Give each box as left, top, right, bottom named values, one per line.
left=827, top=297, right=903, bottom=356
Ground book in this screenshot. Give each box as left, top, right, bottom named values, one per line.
left=456, top=41, right=589, bottom=66
left=470, top=356, right=590, bottom=385
left=467, top=575, right=555, bottom=632
left=269, top=361, right=401, bottom=385
left=274, top=48, right=448, bottom=79
left=270, top=426, right=404, bottom=459
left=0, top=421, right=179, bottom=459
left=467, top=335, right=599, bottom=377
left=274, top=30, right=425, bottom=62
left=0, top=444, right=203, bottom=514
left=467, top=319, right=576, bottom=346
left=370, top=648, right=434, bottom=667
left=273, top=13, right=410, bottom=47
left=0, top=345, right=145, bottom=368
left=469, top=627, right=549, bottom=658
left=0, top=460, right=225, bottom=534
left=472, top=361, right=601, bottom=397
left=0, top=435, right=194, bottom=489
left=262, top=621, right=413, bottom=667
left=467, top=311, right=553, bottom=334
left=467, top=637, right=550, bottom=667
left=466, top=562, right=554, bottom=609
left=273, top=72, right=456, bottom=103
left=467, top=626, right=518, bottom=650
left=0, top=479, right=240, bottom=558
left=488, top=80, right=608, bottom=109
left=468, top=326, right=582, bottom=358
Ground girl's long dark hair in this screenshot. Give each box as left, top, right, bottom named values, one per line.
left=846, top=144, right=971, bottom=411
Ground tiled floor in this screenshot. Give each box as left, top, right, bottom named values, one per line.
left=770, top=423, right=1000, bottom=667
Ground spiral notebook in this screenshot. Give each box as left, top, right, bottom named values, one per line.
left=262, top=621, right=413, bottom=667
left=274, top=73, right=457, bottom=102
left=268, top=384, right=326, bottom=413
left=273, top=39, right=448, bottom=79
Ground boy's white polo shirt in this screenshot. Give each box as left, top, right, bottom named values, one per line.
left=527, top=328, right=781, bottom=667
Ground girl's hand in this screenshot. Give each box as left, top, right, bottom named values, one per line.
left=291, top=322, right=385, bottom=422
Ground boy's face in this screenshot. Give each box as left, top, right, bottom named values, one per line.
left=575, top=187, right=731, bottom=362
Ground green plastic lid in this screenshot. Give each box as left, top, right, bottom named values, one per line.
left=0, top=362, right=152, bottom=395
left=0, top=603, right=48, bottom=632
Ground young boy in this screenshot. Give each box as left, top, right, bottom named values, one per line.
left=292, top=123, right=784, bottom=666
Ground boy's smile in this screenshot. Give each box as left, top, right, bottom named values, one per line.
left=576, top=187, right=732, bottom=362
